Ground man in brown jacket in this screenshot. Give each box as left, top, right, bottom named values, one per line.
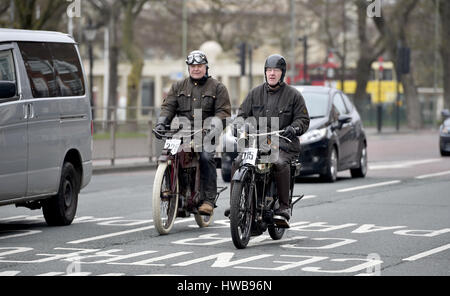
left=155, top=50, right=231, bottom=216
left=226, top=54, right=310, bottom=226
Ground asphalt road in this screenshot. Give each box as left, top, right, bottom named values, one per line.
left=0, top=130, right=449, bottom=276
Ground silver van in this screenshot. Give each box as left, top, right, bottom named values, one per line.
left=0, top=29, right=92, bottom=225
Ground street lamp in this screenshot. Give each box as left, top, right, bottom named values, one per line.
left=84, top=18, right=97, bottom=120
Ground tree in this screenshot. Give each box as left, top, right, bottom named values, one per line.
left=121, top=0, right=148, bottom=124
left=373, top=0, right=422, bottom=129
left=353, top=0, right=385, bottom=114
left=438, top=0, right=450, bottom=110
left=0, top=0, right=67, bottom=30
left=88, top=0, right=122, bottom=123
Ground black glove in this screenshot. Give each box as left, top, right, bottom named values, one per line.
left=154, top=116, right=169, bottom=140
left=154, top=124, right=166, bottom=140
left=281, top=126, right=297, bottom=140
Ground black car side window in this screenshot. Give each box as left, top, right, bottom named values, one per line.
left=341, top=93, right=354, bottom=113
left=332, top=93, right=349, bottom=115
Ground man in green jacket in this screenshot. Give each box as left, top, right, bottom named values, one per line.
left=155, top=50, right=232, bottom=216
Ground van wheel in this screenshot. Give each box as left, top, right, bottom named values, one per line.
left=43, top=162, right=80, bottom=226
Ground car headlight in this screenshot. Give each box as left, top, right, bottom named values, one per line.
left=442, top=126, right=449, bottom=134
left=300, top=128, right=327, bottom=145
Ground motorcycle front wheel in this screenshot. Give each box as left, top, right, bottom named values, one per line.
left=152, top=163, right=179, bottom=235
left=230, top=179, right=254, bottom=249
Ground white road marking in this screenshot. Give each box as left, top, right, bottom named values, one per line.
left=0, top=230, right=42, bottom=240
left=415, top=170, right=450, bottom=180
left=403, top=244, right=450, bottom=262
left=369, top=159, right=441, bottom=170
left=67, top=218, right=195, bottom=244
left=0, top=271, right=21, bottom=276
left=337, top=180, right=401, bottom=193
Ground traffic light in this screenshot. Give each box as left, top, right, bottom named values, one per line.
left=236, top=42, right=246, bottom=76
left=397, top=46, right=411, bottom=75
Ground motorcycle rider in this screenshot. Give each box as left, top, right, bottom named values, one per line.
left=226, top=54, right=310, bottom=226
left=155, top=50, right=232, bottom=216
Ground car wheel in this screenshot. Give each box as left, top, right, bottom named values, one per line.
left=42, top=162, right=80, bottom=226
left=351, top=143, right=368, bottom=178
left=321, top=147, right=338, bottom=183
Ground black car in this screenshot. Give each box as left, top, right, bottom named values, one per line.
left=440, top=109, right=450, bottom=156
left=220, top=86, right=367, bottom=183
left=294, top=86, right=367, bottom=182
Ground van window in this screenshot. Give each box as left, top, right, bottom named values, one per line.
left=0, top=50, right=16, bottom=81
left=18, top=42, right=59, bottom=98
left=18, top=42, right=85, bottom=98
left=0, top=49, right=17, bottom=101
left=48, top=43, right=85, bottom=96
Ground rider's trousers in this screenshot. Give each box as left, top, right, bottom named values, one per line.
left=199, top=151, right=217, bottom=205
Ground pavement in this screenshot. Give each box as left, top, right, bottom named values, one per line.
left=92, top=126, right=439, bottom=175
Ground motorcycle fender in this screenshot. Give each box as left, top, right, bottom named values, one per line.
left=232, top=166, right=249, bottom=182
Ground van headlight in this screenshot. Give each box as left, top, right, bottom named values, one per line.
left=300, top=128, right=327, bottom=145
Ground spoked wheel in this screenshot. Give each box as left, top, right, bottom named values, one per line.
left=195, top=212, right=213, bottom=228
left=152, top=163, right=178, bottom=235
left=230, top=179, right=254, bottom=249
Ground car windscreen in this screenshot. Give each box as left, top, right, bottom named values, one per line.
left=302, top=92, right=329, bottom=118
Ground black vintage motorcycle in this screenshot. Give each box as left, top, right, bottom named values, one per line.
left=229, top=127, right=304, bottom=249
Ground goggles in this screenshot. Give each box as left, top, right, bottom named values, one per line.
left=186, top=53, right=208, bottom=65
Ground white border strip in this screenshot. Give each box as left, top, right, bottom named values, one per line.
left=67, top=218, right=195, bottom=244
left=415, top=170, right=450, bottom=180
left=337, top=180, right=401, bottom=193
left=403, top=244, right=450, bottom=261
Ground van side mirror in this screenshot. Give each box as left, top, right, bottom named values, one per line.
left=0, top=81, right=17, bottom=99
left=442, top=109, right=450, bottom=119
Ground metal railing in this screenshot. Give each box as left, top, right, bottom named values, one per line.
left=92, top=106, right=160, bottom=166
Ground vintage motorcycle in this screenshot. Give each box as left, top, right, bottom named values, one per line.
left=152, top=127, right=227, bottom=235
left=229, top=127, right=304, bottom=249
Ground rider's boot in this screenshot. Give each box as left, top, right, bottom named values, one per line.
left=224, top=208, right=230, bottom=217
left=198, top=201, right=214, bottom=216
left=273, top=208, right=290, bottom=228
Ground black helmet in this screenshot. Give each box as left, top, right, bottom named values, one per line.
left=264, top=54, right=287, bottom=83
left=186, top=50, right=208, bottom=65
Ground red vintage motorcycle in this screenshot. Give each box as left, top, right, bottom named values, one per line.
left=152, top=127, right=226, bottom=235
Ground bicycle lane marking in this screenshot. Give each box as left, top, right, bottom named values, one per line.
left=336, top=180, right=401, bottom=193
left=415, top=170, right=450, bottom=180
left=66, top=218, right=195, bottom=244
left=402, top=243, right=450, bottom=262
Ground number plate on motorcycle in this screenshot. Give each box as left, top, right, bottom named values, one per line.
left=164, top=139, right=181, bottom=155
left=242, top=148, right=258, bottom=165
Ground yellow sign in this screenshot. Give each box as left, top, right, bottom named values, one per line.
left=336, top=80, right=403, bottom=104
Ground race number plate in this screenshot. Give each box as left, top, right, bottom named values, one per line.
left=242, top=148, right=258, bottom=166
left=164, top=139, right=181, bottom=155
